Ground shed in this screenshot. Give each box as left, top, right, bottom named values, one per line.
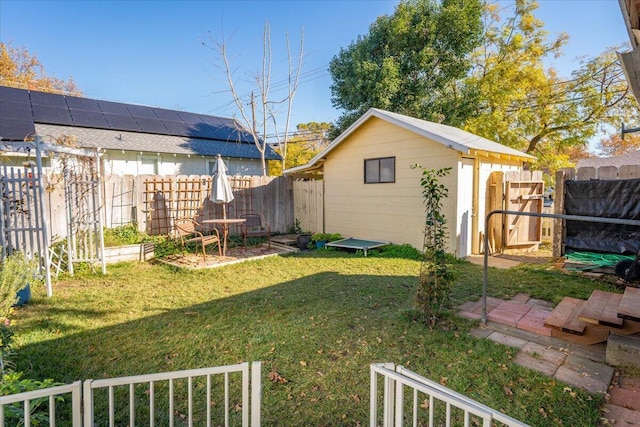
left=284, top=108, right=535, bottom=257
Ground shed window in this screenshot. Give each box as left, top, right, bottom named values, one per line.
left=365, top=157, right=395, bottom=183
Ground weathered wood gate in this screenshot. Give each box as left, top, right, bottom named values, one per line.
left=486, top=170, right=544, bottom=253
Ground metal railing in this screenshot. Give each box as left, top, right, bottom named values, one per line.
left=482, top=210, right=640, bottom=322
left=0, top=381, right=83, bottom=427
left=0, top=362, right=262, bottom=427
left=371, top=363, right=528, bottom=427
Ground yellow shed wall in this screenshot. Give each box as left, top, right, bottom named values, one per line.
left=323, top=117, right=461, bottom=253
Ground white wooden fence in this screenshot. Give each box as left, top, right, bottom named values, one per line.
left=0, top=362, right=262, bottom=427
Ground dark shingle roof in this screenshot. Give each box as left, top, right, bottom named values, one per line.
left=35, top=124, right=279, bottom=159
left=0, top=86, right=280, bottom=160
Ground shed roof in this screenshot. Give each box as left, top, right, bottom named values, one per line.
left=284, top=108, right=535, bottom=176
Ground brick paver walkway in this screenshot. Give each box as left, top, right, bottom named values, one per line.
left=459, top=294, right=640, bottom=426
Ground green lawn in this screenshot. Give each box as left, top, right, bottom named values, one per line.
left=12, top=249, right=616, bottom=426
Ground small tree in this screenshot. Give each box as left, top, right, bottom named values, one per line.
left=205, top=23, right=304, bottom=176
left=413, top=166, right=453, bottom=327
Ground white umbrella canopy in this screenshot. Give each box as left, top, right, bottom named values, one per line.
left=211, top=154, right=234, bottom=218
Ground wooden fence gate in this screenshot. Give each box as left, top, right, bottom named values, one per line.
left=486, top=170, right=544, bottom=253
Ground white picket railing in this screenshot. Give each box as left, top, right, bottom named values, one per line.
left=1, top=361, right=529, bottom=426
left=0, top=362, right=261, bottom=427
left=370, top=363, right=529, bottom=427
left=0, top=381, right=83, bottom=427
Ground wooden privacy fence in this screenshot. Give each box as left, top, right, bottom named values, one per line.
left=44, top=174, right=294, bottom=240
left=485, top=170, right=544, bottom=253
left=553, top=164, right=640, bottom=258
left=293, top=179, right=324, bottom=234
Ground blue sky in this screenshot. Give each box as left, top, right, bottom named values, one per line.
left=0, top=0, right=630, bottom=138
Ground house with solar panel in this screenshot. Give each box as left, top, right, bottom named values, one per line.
left=0, top=86, right=280, bottom=176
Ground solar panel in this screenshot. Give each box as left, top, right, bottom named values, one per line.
left=135, top=117, right=168, bottom=134
left=0, top=117, right=35, bottom=141
left=176, top=111, right=202, bottom=124
left=126, top=104, right=157, bottom=119
left=152, top=108, right=182, bottom=121
left=32, top=104, right=73, bottom=125
left=0, top=86, right=31, bottom=104
left=0, top=100, right=33, bottom=120
left=29, top=90, right=68, bottom=107
left=161, top=120, right=191, bottom=136
left=70, top=109, right=109, bottom=128
left=103, top=113, right=140, bottom=132
left=97, top=100, right=131, bottom=115
left=66, top=96, right=101, bottom=112
left=186, top=123, right=217, bottom=139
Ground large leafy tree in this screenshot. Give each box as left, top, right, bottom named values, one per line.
left=464, top=0, right=640, bottom=174
left=597, top=133, right=640, bottom=157
left=269, top=122, right=333, bottom=175
left=0, top=42, right=81, bottom=95
left=328, top=0, right=483, bottom=137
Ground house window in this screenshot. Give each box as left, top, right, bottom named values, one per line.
left=364, top=157, right=395, bottom=183
left=209, top=158, right=231, bottom=175
left=139, top=156, right=158, bottom=174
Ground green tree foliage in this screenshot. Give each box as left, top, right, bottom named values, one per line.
left=465, top=0, right=640, bottom=174
left=328, top=0, right=483, bottom=137
left=269, top=122, right=333, bottom=175
left=0, top=42, right=81, bottom=95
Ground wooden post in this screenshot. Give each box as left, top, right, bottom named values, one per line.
left=553, top=168, right=574, bottom=259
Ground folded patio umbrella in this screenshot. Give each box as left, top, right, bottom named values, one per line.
left=211, top=154, right=234, bottom=219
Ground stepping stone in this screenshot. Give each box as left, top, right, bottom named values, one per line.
left=601, top=403, right=640, bottom=426
left=486, top=331, right=528, bottom=349
left=516, top=308, right=552, bottom=336
left=554, top=354, right=614, bottom=395
left=544, top=297, right=586, bottom=335
left=578, top=290, right=623, bottom=327
left=487, top=301, right=531, bottom=327
left=618, top=286, right=640, bottom=322
left=609, top=387, right=640, bottom=411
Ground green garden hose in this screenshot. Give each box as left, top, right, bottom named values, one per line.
left=564, top=251, right=635, bottom=271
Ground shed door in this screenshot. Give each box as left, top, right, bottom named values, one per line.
left=458, top=159, right=474, bottom=257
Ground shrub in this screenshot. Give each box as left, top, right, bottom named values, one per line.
left=0, top=371, right=64, bottom=426
left=310, top=233, right=342, bottom=243
left=413, top=166, right=454, bottom=327
left=369, top=244, right=422, bottom=260
left=103, top=223, right=162, bottom=247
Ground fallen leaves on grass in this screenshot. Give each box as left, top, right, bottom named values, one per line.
left=268, top=370, right=289, bottom=384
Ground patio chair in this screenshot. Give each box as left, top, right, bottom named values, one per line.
left=240, top=212, right=271, bottom=250
left=173, top=218, right=221, bottom=261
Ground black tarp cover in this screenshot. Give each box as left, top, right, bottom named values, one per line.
left=564, top=178, right=640, bottom=254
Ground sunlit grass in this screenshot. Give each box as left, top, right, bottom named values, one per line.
left=12, top=250, right=607, bottom=426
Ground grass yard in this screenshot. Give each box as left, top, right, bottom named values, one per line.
left=12, top=249, right=617, bottom=426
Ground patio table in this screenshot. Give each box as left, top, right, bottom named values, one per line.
left=202, top=218, right=246, bottom=257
